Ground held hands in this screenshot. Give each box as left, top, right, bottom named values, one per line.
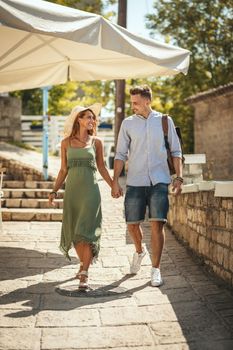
left=111, top=179, right=123, bottom=198
left=171, top=177, right=183, bottom=196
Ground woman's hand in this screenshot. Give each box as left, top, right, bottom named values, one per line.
left=48, top=192, right=57, bottom=207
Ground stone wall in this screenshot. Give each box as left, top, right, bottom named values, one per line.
left=168, top=189, right=233, bottom=287
left=0, top=96, right=21, bottom=142
left=0, top=157, right=52, bottom=181
left=187, top=84, right=233, bottom=180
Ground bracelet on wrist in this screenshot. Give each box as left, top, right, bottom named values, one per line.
left=50, top=191, right=58, bottom=197
left=174, top=176, right=184, bottom=183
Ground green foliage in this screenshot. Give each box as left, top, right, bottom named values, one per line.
left=47, top=0, right=103, bottom=14
left=144, top=0, right=233, bottom=152
left=48, top=80, right=115, bottom=115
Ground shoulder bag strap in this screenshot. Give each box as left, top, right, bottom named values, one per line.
left=162, top=114, right=169, bottom=136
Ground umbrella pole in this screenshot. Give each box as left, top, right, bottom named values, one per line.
left=42, top=87, right=50, bottom=181
left=0, top=168, right=5, bottom=233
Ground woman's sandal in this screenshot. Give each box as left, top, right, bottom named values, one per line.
left=75, top=262, right=83, bottom=279
left=79, top=270, right=88, bottom=289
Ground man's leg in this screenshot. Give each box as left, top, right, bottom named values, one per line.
left=127, top=223, right=143, bottom=253
left=124, top=186, right=147, bottom=274
left=150, top=221, right=165, bottom=268
left=148, top=183, right=169, bottom=286
left=127, top=223, right=146, bottom=274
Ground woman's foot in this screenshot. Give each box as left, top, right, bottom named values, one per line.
left=75, top=262, right=83, bottom=279
left=79, top=270, right=88, bottom=289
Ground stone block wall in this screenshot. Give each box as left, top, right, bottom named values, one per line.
left=0, top=96, right=21, bottom=142
left=0, top=157, right=53, bottom=181
left=168, top=190, right=233, bottom=287
left=187, top=84, right=233, bottom=180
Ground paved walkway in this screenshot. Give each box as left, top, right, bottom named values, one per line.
left=1, top=143, right=233, bottom=349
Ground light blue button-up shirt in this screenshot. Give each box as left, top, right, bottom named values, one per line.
left=115, top=110, right=182, bottom=186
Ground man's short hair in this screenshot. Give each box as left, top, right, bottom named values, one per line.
left=129, top=85, right=152, bottom=100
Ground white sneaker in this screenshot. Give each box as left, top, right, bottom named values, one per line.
left=130, top=248, right=146, bottom=274
left=151, top=267, right=163, bottom=287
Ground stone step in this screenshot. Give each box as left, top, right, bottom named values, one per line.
left=2, top=188, right=64, bottom=199
left=2, top=180, right=54, bottom=189
left=2, top=180, right=65, bottom=189
left=1, top=198, right=63, bottom=209
left=2, top=208, right=63, bottom=221
left=1, top=174, right=13, bottom=181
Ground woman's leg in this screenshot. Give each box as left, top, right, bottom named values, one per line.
left=74, top=242, right=84, bottom=263
left=74, top=242, right=93, bottom=286
left=74, top=242, right=84, bottom=277
left=81, top=243, right=93, bottom=271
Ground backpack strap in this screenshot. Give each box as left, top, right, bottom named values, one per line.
left=162, top=114, right=170, bottom=150
left=162, top=114, right=169, bottom=136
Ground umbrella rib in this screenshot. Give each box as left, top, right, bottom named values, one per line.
left=0, top=32, right=32, bottom=62
left=0, top=37, right=57, bottom=71
left=36, top=34, right=67, bottom=59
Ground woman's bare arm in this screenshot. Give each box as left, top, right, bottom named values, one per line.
left=48, top=138, right=68, bottom=206
left=95, top=138, right=113, bottom=188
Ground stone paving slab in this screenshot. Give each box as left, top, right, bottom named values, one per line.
left=41, top=325, right=154, bottom=349
left=0, top=328, right=41, bottom=350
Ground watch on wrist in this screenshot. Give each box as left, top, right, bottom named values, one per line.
left=174, top=176, right=183, bottom=183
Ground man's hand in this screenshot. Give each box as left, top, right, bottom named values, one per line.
left=111, top=179, right=123, bottom=198
left=171, top=178, right=182, bottom=196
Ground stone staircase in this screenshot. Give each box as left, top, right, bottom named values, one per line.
left=1, top=180, right=63, bottom=221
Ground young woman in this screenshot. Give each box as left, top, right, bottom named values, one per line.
left=49, top=103, right=112, bottom=289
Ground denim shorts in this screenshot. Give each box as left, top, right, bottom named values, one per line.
left=124, top=183, right=169, bottom=224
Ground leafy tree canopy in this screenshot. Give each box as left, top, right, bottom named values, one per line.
left=141, top=0, right=233, bottom=152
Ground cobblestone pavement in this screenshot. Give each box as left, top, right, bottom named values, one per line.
left=1, top=144, right=233, bottom=349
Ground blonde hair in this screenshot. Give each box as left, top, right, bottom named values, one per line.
left=69, top=109, right=97, bottom=139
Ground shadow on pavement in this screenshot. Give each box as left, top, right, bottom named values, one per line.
left=0, top=246, right=149, bottom=319
left=125, top=222, right=233, bottom=349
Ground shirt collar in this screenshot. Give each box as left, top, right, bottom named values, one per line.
left=134, top=110, right=159, bottom=120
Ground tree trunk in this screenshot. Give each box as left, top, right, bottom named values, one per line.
left=114, top=0, right=127, bottom=175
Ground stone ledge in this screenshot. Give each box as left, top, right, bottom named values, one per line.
left=214, top=182, right=233, bottom=198
left=198, top=181, right=215, bottom=191
left=184, top=153, right=206, bottom=164
left=180, top=181, right=233, bottom=197
left=181, top=184, right=199, bottom=193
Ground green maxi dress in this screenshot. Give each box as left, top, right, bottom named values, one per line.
left=60, top=142, right=102, bottom=261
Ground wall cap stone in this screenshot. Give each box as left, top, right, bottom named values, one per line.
left=180, top=181, right=233, bottom=197
left=184, top=154, right=206, bottom=164
left=198, top=181, right=215, bottom=191
left=214, top=181, right=233, bottom=198
left=181, top=184, right=199, bottom=193
left=185, top=82, right=233, bottom=104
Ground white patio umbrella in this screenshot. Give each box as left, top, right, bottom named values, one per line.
left=0, top=0, right=190, bottom=92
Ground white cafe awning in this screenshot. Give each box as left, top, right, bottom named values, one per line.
left=0, top=0, right=190, bottom=92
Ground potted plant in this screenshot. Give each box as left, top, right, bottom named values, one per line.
left=30, top=120, right=43, bottom=130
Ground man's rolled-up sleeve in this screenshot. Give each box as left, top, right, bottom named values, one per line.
left=168, top=117, right=182, bottom=158
left=115, top=121, right=130, bottom=162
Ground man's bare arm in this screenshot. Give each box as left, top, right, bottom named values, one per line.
left=112, top=159, right=124, bottom=198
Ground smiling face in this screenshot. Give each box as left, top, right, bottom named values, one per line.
left=78, top=110, right=96, bottom=131
left=130, top=94, right=151, bottom=116
left=71, top=109, right=97, bottom=137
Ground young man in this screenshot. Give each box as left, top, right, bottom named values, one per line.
left=112, top=85, right=183, bottom=287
